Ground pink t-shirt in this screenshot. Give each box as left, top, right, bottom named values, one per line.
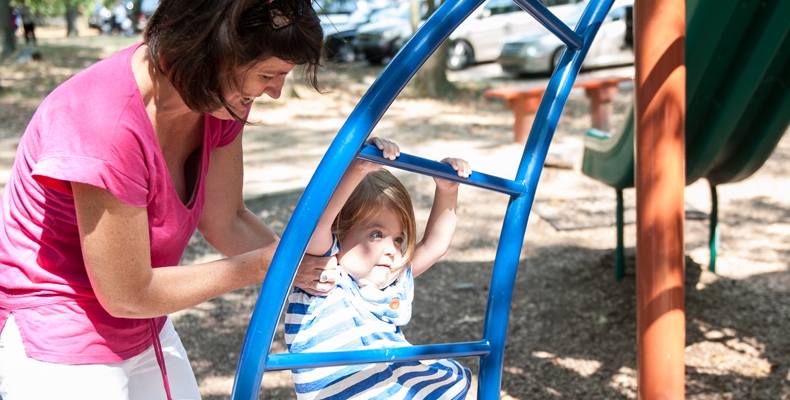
left=0, top=43, right=243, bottom=364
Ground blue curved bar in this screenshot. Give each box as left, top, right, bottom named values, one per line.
left=231, top=0, right=486, bottom=398
left=231, top=0, right=615, bottom=398
left=476, top=0, right=614, bottom=397
left=511, top=0, right=583, bottom=49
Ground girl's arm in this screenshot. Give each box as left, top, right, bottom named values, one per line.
left=410, top=157, right=471, bottom=277
left=305, top=137, right=400, bottom=256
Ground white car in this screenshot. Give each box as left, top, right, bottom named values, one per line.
left=497, top=0, right=633, bottom=75
left=447, top=0, right=586, bottom=70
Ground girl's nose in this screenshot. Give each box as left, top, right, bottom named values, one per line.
left=385, top=238, right=402, bottom=258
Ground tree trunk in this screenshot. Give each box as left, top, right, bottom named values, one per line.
left=66, top=0, right=79, bottom=37
left=410, top=40, right=455, bottom=97
left=1, top=0, right=14, bottom=55
left=407, top=0, right=455, bottom=97
left=409, top=0, right=422, bottom=31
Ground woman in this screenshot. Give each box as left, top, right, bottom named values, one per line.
left=0, top=0, right=335, bottom=398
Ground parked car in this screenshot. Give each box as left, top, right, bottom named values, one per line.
left=497, top=0, right=633, bottom=75
left=352, top=2, right=412, bottom=64
left=90, top=0, right=135, bottom=35
left=353, top=0, right=440, bottom=65
left=447, top=0, right=585, bottom=70
left=135, top=0, right=160, bottom=32
left=320, top=1, right=391, bottom=62
left=88, top=1, right=114, bottom=34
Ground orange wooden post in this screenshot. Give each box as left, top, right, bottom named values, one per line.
left=634, top=0, right=686, bottom=398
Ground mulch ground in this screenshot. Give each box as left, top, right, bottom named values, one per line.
left=2, top=27, right=789, bottom=400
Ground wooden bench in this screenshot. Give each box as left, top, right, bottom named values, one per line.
left=484, top=76, right=634, bottom=143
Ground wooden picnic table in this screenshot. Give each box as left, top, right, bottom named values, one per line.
left=484, top=75, right=634, bottom=143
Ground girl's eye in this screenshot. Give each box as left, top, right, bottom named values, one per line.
left=370, top=231, right=383, bottom=239
left=394, top=237, right=404, bottom=245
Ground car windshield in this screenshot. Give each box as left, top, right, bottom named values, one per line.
left=316, top=0, right=358, bottom=14
left=368, top=4, right=403, bottom=22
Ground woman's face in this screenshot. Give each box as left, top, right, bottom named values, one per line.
left=338, top=206, right=405, bottom=289
left=212, top=57, right=296, bottom=120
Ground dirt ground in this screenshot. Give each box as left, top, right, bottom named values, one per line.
left=2, top=27, right=790, bottom=400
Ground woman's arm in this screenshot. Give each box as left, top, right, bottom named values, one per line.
left=72, top=133, right=341, bottom=318
left=305, top=137, right=400, bottom=256
left=74, top=181, right=279, bottom=318
left=410, top=157, right=471, bottom=278
left=198, top=132, right=278, bottom=256
left=198, top=133, right=336, bottom=295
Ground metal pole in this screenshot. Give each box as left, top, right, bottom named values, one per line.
left=634, top=0, right=686, bottom=397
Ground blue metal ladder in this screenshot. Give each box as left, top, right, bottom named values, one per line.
left=231, top=0, right=616, bottom=398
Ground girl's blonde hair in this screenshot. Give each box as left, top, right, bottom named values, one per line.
left=333, top=168, right=416, bottom=273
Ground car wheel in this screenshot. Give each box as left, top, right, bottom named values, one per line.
left=551, top=46, right=565, bottom=71
left=335, top=42, right=356, bottom=63
left=447, top=41, right=473, bottom=71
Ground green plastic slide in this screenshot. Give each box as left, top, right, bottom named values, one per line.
left=581, top=0, right=790, bottom=280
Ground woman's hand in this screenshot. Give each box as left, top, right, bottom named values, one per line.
left=293, top=254, right=339, bottom=296
left=434, top=157, right=471, bottom=191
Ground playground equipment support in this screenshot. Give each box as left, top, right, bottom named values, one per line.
left=634, top=0, right=686, bottom=398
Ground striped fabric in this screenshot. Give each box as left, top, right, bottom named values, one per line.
left=285, top=259, right=471, bottom=399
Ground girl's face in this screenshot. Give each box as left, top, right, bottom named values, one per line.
left=338, top=206, right=405, bottom=289
left=211, top=57, right=295, bottom=120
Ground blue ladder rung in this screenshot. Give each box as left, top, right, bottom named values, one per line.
left=511, top=0, right=583, bottom=49
left=266, top=341, right=491, bottom=371
left=357, top=145, right=526, bottom=197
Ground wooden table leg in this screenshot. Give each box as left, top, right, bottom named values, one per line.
left=585, top=84, right=621, bottom=132
left=508, top=95, right=542, bottom=143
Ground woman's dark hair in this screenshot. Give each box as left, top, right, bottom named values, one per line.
left=144, top=0, right=325, bottom=122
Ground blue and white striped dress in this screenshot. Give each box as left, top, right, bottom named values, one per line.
left=285, top=250, right=470, bottom=399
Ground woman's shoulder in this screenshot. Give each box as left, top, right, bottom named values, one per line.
left=43, top=44, right=142, bottom=113
left=46, top=45, right=145, bottom=121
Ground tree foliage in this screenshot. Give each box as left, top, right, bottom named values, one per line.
left=12, top=0, right=95, bottom=17
left=6, top=0, right=112, bottom=37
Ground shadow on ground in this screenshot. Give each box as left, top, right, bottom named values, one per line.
left=178, top=189, right=790, bottom=399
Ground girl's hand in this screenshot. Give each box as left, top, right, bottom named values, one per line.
left=293, top=254, right=338, bottom=296
left=434, top=157, right=471, bottom=190
left=352, top=137, right=401, bottom=174
left=367, top=137, right=400, bottom=161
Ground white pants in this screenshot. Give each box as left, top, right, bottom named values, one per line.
left=0, top=314, right=201, bottom=400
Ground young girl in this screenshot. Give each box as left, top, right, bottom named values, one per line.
left=285, top=138, right=472, bottom=400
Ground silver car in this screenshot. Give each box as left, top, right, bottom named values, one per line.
left=497, top=0, right=633, bottom=75
left=447, top=0, right=586, bottom=70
